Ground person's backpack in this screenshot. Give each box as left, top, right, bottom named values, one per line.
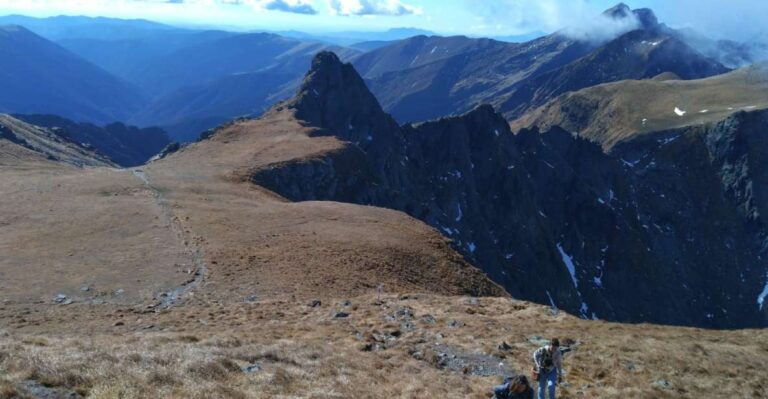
left=536, top=347, right=554, bottom=371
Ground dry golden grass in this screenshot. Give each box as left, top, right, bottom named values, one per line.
left=0, top=294, right=765, bottom=398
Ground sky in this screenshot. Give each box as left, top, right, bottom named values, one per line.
left=0, top=0, right=765, bottom=40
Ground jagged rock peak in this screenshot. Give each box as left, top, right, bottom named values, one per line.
left=602, top=2, right=631, bottom=18
left=286, top=51, right=397, bottom=140
left=602, top=3, right=658, bottom=30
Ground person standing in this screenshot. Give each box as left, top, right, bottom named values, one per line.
left=532, top=338, right=563, bottom=399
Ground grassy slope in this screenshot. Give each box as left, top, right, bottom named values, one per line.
left=511, top=64, right=768, bottom=150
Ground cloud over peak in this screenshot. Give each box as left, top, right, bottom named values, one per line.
left=260, top=0, right=317, bottom=14
left=328, top=0, right=421, bottom=16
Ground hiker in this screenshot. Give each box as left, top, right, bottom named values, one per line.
left=532, top=338, right=563, bottom=399
left=492, top=375, right=534, bottom=399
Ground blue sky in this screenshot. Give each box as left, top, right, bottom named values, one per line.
left=0, top=0, right=765, bottom=40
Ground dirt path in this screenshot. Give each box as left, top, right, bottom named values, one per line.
left=131, top=168, right=208, bottom=309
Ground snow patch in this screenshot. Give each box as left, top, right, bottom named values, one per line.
left=468, top=242, right=476, bottom=253
left=494, top=129, right=500, bottom=136
left=556, top=243, right=578, bottom=289
left=699, top=109, right=709, bottom=113
left=621, top=158, right=640, bottom=168
left=545, top=290, right=557, bottom=309
left=593, top=276, right=603, bottom=288
left=580, top=302, right=589, bottom=317
left=758, top=272, right=768, bottom=310
left=430, top=46, right=437, bottom=54
left=455, top=203, right=463, bottom=222
left=674, top=107, right=687, bottom=116
left=504, top=253, right=514, bottom=260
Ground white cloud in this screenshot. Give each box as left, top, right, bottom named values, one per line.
left=227, top=0, right=317, bottom=14
left=0, top=0, right=318, bottom=16
left=561, top=7, right=640, bottom=43
left=463, top=0, right=640, bottom=42
left=327, top=0, right=421, bottom=16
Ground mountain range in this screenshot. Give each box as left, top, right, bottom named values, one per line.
left=2, top=4, right=760, bottom=143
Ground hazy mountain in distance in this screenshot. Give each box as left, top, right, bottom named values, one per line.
left=58, top=30, right=237, bottom=84
left=277, top=27, right=434, bottom=46
left=0, top=25, right=146, bottom=125
left=0, top=14, right=174, bottom=40
left=675, top=27, right=768, bottom=68
left=129, top=42, right=359, bottom=141
left=124, top=32, right=359, bottom=97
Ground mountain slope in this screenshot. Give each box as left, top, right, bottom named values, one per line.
left=125, top=33, right=358, bottom=97
left=361, top=4, right=727, bottom=123
left=129, top=41, right=360, bottom=141
left=0, top=114, right=114, bottom=167
left=0, top=25, right=146, bottom=124
left=57, top=30, right=237, bottom=84
left=350, top=35, right=499, bottom=79
left=512, top=63, right=768, bottom=150
left=251, top=52, right=768, bottom=328
left=497, top=28, right=729, bottom=119
left=13, top=114, right=171, bottom=167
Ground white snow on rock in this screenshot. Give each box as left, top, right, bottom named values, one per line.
left=674, top=107, right=687, bottom=116
left=593, top=275, right=603, bottom=288
left=430, top=46, right=438, bottom=54
left=580, top=302, right=589, bottom=317
left=758, top=272, right=768, bottom=310
left=556, top=243, right=579, bottom=288
left=455, top=203, right=463, bottom=222
left=494, top=129, right=500, bottom=136
left=699, top=109, right=709, bottom=113
left=546, top=290, right=557, bottom=309
left=468, top=242, right=476, bottom=252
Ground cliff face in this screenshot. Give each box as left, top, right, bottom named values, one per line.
left=253, top=52, right=768, bottom=328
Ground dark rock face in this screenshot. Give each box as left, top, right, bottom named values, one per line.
left=253, top=53, right=768, bottom=328
left=13, top=114, right=170, bottom=167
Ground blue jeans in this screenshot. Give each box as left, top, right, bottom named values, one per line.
left=537, top=368, right=557, bottom=399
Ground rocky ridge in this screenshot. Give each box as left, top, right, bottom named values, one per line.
left=253, top=52, right=768, bottom=328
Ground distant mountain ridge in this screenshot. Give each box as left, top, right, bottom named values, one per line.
left=360, top=4, right=729, bottom=123
left=0, top=25, right=146, bottom=125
